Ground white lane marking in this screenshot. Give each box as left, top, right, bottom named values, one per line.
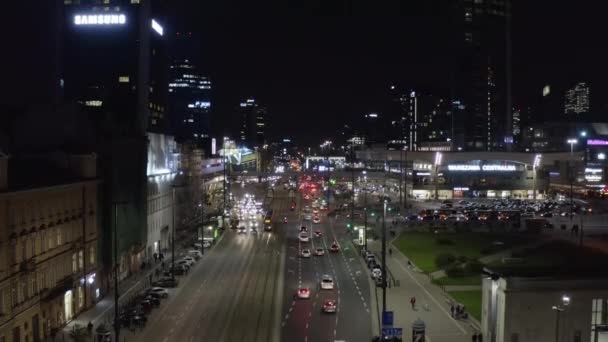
left=393, top=257, right=467, bottom=334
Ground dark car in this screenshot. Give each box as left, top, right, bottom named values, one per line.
left=152, top=278, right=179, bottom=288
left=144, top=295, right=161, bottom=307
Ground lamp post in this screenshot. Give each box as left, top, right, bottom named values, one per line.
left=552, top=294, right=571, bottom=342
left=434, top=152, right=443, bottom=201
left=567, top=139, right=578, bottom=221
left=533, top=154, right=542, bottom=200
left=381, top=199, right=388, bottom=317
left=351, top=143, right=355, bottom=234
left=112, top=201, right=127, bottom=342
left=171, top=186, right=178, bottom=282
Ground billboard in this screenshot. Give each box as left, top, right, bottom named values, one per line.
left=587, top=139, right=608, bottom=146
left=147, top=133, right=177, bottom=176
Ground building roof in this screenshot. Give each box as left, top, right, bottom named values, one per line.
left=3, top=157, right=89, bottom=193
left=484, top=240, right=608, bottom=279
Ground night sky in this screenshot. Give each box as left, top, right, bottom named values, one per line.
left=5, top=1, right=607, bottom=147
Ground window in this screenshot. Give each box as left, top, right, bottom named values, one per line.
left=89, top=246, right=96, bottom=266
left=591, top=298, right=607, bottom=339
left=21, top=240, right=26, bottom=262
left=31, top=276, right=37, bottom=295
left=10, top=286, right=16, bottom=307
left=72, top=253, right=78, bottom=273
left=40, top=231, right=46, bottom=253
left=78, top=250, right=84, bottom=270
left=56, top=229, right=62, bottom=246
left=131, top=0, right=140, bottom=3
left=21, top=280, right=28, bottom=301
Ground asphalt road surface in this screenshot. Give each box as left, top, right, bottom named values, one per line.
left=131, top=181, right=285, bottom=342
left=280, top=187, right=372, bottom=342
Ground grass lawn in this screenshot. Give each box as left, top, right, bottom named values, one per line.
left=392, top=231, right=530, bottom=273
left=432, top=275, right=482, bottom=286
left=449, top=290, right=482, bottom=321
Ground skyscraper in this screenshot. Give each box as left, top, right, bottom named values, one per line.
left=167, top=59, right=212, bottom=144
left=62, top=0, right=170, bottom=281
left=239, top=98, right=266, bottom=149
left=564, top=81, right=590, bottom=115
left=451, top=0, right=512, bottom=151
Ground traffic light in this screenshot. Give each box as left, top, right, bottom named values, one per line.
left=346, top=223, right=352, bottom=229
left=387, top=207, right=393, bottom=212
left=329, top=179, right=336, bottom=185
left=370, top=212, right=376, bottom=217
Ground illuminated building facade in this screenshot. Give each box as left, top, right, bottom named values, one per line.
left=0, top=154, right=99, bottom=342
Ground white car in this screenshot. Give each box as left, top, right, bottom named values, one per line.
left=371, top=268, right=382, bottom=280
left=297, top=288, right=311, bottom=299
left=314, top=248, right=325, bottom=256
left=301, top=249, right=312, bottom=258
left=303, top=214, right=312, bottom=221
left=146, top=287, right=169, bottom=298
left=182, top=256, right=196, bottom=265
left=313, top=216, right=321, bottom=224
left=312, top=209, right=319, bottom=214
left=320, top=275, right=334, bottom=290
left=299, top=232, right=310, bottom=242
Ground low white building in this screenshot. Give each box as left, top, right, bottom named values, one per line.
left=482, top=269, right=608, bottom=342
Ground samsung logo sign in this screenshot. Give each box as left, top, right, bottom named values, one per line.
left=74, top=14, right=126, bottom=25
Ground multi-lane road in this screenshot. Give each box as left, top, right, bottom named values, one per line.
left=130, top=178, right=372, bottom=342
left=278, top=188, right=372, bottom=342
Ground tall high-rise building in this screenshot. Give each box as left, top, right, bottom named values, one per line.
left=564, top=82, right=590, bottom=115
left=167, top=59, right=212, bottom=144
left=62, top=0, right=170, bottom=283
left=451, top=0, right=512, bottom=151
left=388, top=86, right=452, bottom=151
left=239, top=98, right=266, bottom=148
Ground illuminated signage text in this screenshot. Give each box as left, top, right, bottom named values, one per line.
left=74, top=14, right=126, bottom=25
left=588, top=139, right=608, bottom=146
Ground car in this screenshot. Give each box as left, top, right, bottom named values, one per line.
left=250, top=226, right=258, bottom=233
left=188, top=250, right=202, bottom=259
left=176, top=260, right=191, bottom=269
left=300, top=226, right=308, bottom=232
left=406, top=214, right=420, bottom=221
left=182, top=256, right=196, bottom=265
left=202, top=240, right=212, bottom=248
left=301, top=249, right=312, bottom=258
left=322, top=299, right=337, bottom=313
left=313, top=231, right=322, bottom=237
left=371, top=268, right=382, bottom=280
left=193, top=242, right=203, bottom=250
left=299, top=232, right=310, bottom=242
left=146, top=287, right=169, bottom=298
left=152, top=277, right=179, bottom=288
left=237, top=226, right=247, bottom=234
left=303, top=214, right=312, bottom=221
left=144, top=295, right=161, bottom=307
left=375, top=275, right=385, bottom=287
left=297, top=288, right=311, bottom=299
left=320, top=275, right=334, bottom=290
left=329, top=243, right=340, bottom=253
left=314, top=248, right=325, bottom=256
left=312, top=209, right=319, bottom=214
left=313, top=216, right=321, bottom=224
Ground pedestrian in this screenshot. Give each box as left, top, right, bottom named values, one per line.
left=389, top=248, right=392, bottom=256
left=477, top=333, right=483, bottom=342
left=87, top=321, right=93, bottom=336
left=410, top=296, right=416, bottom=310
left=450, top=304, right=455, bottom=317
left=153, top=253, right=158, bottom=263
left=472, top=332, right=478, bottom=342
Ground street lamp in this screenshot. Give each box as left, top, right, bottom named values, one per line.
left=552, top=294, right=571, bottom=342
left=567, top=139, right=578, bottom=221
left=533, top=154, right=542, bottom=200
left=434, top=152, right=443, bottom=200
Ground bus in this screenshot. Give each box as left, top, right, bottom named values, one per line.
left=264, top=210, right=274, bottom=231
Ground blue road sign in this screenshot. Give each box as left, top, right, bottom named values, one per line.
left=382, top=311, right=394, bottom=327
left=382, top=327, right=403, bottom=337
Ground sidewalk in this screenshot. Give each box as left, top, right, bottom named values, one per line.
left=58, top=248, right=184, bottom=341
